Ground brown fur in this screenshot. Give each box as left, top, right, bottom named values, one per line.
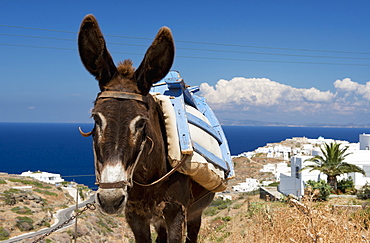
left=117, top=60, right=135, bottom=76
left=78, top=14, right=214, bottom=243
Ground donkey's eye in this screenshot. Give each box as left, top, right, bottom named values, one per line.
left=92, top=112, right=107, bottom=139
left=136, top=119, right=147, bottom=130
left=92, top=113, right=100, bottom=123
left=129, top=116, right=147, bottom=137
left=94, top=116, right=102, bottom=128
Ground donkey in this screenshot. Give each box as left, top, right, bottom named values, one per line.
left=78, top=14, right=214, bottom=242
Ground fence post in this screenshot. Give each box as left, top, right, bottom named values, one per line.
left=74, top=186, right=79, bottom=243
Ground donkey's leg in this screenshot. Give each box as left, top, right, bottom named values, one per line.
left=126, top=212, right=151, bottom=242
left=153, top=220, right=167, bottom=243
left=163, top=202, right=187, bottom=243
left=186, top=215, right=202, bottom=243
left=186, top=182, right=215, bottom=242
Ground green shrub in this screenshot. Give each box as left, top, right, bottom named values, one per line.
left=246, top=202, right=265, bottom=218
left=305, top=180, right=331, bottom=201
left=11, top=206, right=33, bottom=215
left=232, top=203, right=242, bottom=209
left=357, top=183, right=370, bottom=200
left=0, top=227, right=10, bottom=240
left=0, top=180, right=7, bottom=184
left=203, top=207, right=218, bottom=216
left=245, top=202, right=264, bottom=218
left=204, top=199, right=233, bottom=216
left=210, top=198, right=232, bottom=208
left=337, top=178, right=356, bottom=194
left=4, top=188, right=20, bottom=194
left=33, top=189, right=58, bottom=197
left=78, top=188, right=85, bottom=201
left=61, top=181, right=70, bottom=186
left=221, top=216, right=231, bottom=222
left=8, top=178, right=45, bottom=188
left=2, top=189, right=20, bottom=205
left=267, top=181, right=280, bottom=187
left=16, top=216, right=34, bottom=231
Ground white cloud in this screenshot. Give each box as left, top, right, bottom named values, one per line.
left=334, top=78, right=370, bottom=101
left=334, top=78, right=359, bottom=92
left=27, top=106, right=36, bottom=110
left=301, top=88, right=334, bottom=102
left=200, top=77, right=334, bottom=109
left=199, top=77, right=370, bottom=125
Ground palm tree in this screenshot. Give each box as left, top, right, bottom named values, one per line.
left=301, top=142, right=365, bottom=191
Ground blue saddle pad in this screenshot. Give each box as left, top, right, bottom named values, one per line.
left=151, top=71, right=235, bottom=179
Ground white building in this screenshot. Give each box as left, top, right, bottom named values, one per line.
left=279, top=134, right=370, bottom=198
left=279, top=156, right=319, bottom=197
left=215, top=193, right=233, bottom=201
left=260, top=162, right=291, bottom=181
left=255, top=147, right=270, bottom=154
left=233, top=151, right=255, bottom=158
left=256, top=144, right=292, bottom=160
left=21, top=170, right=64, bottom=184
left=360, top=134, right=370, bottom=150
left=232, top=178, right=259, bottom=192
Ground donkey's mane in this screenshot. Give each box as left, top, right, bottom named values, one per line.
left=104, top=59, right=138, bottom=92
left=117, top=59, right=135, bottom=78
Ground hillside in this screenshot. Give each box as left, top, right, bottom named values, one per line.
left=0, top=173, right=129, bottom=242
left=231, top=156, right=286, bottom=186
left=2, top=156, right=370, bottom=242
left=0, top=153, right=279, bottom=242
left=20, top=192, right=370, bottom=242
left=0, top=173, right=73, bottom=240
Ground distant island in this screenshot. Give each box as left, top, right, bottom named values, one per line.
left=219, top=118, right=370, bottom=128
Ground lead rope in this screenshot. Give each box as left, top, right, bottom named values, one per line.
left=134, top=154, right=190, bottom=187
left=32, top=202, right=96, bottom=243
left=128, top=136, right=148, bottom=187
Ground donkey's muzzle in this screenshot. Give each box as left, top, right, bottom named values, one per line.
left=95, top=188, right=127, bottom=215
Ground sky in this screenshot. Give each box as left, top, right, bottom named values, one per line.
left=1, top=1, right=370, bottom=126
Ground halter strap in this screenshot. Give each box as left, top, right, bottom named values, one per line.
left=97, top=91, right=148, bottom=104
left=98, top=180, right=131, bottom=189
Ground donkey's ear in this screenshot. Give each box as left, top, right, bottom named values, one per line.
left=135, top=27, right=175, bottom=95
left=78, top=14, right=117, bottom=90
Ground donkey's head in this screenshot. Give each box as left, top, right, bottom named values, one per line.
left=78, top=14, right=174, bottom=214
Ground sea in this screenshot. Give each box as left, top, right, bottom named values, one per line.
left=1, top=122, right=370, bottom=190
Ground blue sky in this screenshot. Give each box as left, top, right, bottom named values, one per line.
left=1, top=1, right=370, bottom=126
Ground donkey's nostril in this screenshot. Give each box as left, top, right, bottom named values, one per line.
left=95, top=189, right=126, bottom=215
left=115, top=196, right=125, bottom=210
left=96, top=192, right=107, bottom=208
left=96, top=192, right=102, bottom=204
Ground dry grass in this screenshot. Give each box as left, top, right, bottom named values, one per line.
left=199, top=195, right=370, bottom=243
left=13, top=190, right=370, bottom=242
